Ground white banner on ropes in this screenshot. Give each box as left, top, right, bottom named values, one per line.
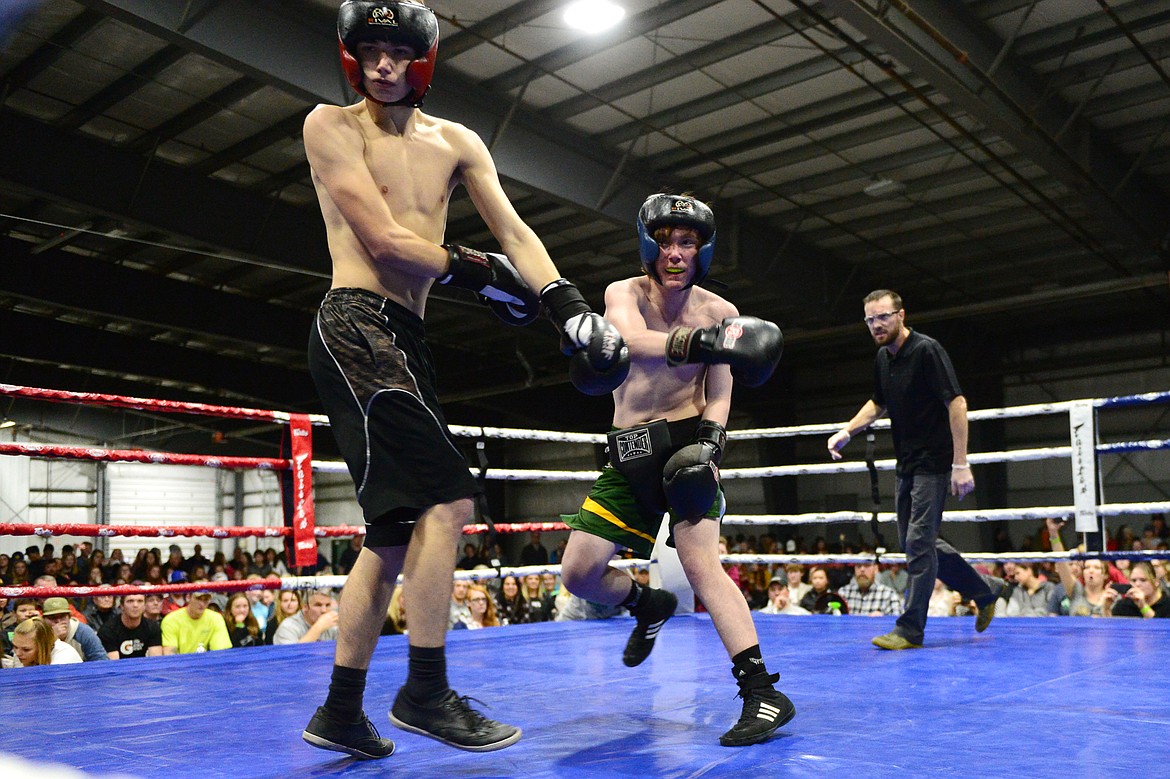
left=1069, top=401, right=1098, bottom=533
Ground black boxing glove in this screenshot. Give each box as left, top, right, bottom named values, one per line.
left=438, top=245, right=541, bottom=326
left=662, top=420, right=726, bottom=519
left=540, top=278, right=630, bottom=395
left=664, top=316, right=783, bottom=388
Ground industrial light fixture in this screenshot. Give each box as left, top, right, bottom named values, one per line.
left=0, top=419, right=16, bottom=429
left=563, top=1, right=625, bottom=33
left=863, top=178, right=906, bottom=198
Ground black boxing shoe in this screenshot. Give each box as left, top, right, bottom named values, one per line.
left=622, top=587, right=678, bottom=667
left=302, top=706, right=395, bottom=760
left=719, top=672, right=795, bottom=747
left=389, top=688, right=521, bottom=752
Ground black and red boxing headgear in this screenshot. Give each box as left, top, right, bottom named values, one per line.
left=637, top=193, right=716, bottom=288
left=337, top=2, right=438, bottom=107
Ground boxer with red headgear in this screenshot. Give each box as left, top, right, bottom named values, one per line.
left=337, top=1, right=437, bottom=107
left=300, top=1, right=627, bottom=761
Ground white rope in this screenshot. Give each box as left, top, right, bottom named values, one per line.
left=303, top=392, right=1170, bottom=437
left=723, top=550, right=1170, bottom=566
left=276, top=560, right=652, bottom=589
left=278, top=575, right=349, bottom=591
left=449, top=424, right=605, bottom=444
left=451, top=558, right=646, bottom=582
left=476, top=468, right=601, bottom=482
left=721, top=501, right=1170, bottom=526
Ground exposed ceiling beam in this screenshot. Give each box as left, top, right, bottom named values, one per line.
left=127, top=76, right=263, bottom=155
left=818, top=0, right=1170, bottom=255
left=57, top=45, right=188, bottom=130
left=542, top=7, right=820, bottom=122
left=0, top=235, right=314, bottom=353
left=479, top=0, right=722, bottom=94
left=0, top=308, right=316, bottom=406
left=79, top=0, right=656, bottom=225
left=439, top=0, right=563, bottom=60
left=0, top=110, right=329, bottom=278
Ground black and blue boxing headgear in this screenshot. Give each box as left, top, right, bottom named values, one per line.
left=636, top=194, right=716, bottom=288
left=338, top=2, right=438, bottom=107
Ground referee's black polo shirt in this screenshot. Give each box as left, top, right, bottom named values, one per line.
left=871, top=329, right=963, bottom=477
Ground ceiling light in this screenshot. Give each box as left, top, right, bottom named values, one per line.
left=863, top=178, right=906, bottom=198
left=564, top=1, right=625, bottom=33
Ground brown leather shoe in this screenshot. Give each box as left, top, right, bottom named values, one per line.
left=975, top=580, right=1006, bottom=633
left=871, top=631, right=923, bottom=650
left=975, top=601, right=996, bottom=633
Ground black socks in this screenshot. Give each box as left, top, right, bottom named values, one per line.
left=620, top=580, right=643, bottom=610
left=731, top=645, right=768, bottom=682
left=324, top=664, right=367, bottom=722
left=403, top=644, right=448, bottom=702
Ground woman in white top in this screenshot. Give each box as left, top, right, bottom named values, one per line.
left=12, top=618, right=82, bottom=666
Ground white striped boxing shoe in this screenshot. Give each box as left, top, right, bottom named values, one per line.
left=622, top=587, right=678, bottom=667
left=719, top=671, right=795, bottom=747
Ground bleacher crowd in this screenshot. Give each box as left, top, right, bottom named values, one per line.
left=2, top=516, right=1167, bottom=667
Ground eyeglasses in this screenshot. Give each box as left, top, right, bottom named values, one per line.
left=468, top=597, right=487, bottom=603
left=863, top=310, right=901, bottom=327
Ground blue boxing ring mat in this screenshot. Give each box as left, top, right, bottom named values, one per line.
left=2, top=613, right=1168, bottom=778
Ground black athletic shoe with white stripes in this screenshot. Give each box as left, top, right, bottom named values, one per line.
left=622, top=587, right=678, bottom=667
left=719, top=671, right=795, bottom=747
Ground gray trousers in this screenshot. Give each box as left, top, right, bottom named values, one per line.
left=893, top=473, right=996, bottom=643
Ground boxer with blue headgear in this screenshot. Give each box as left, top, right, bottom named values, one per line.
left=555, top=192, right=790, bottom=748
left=636, top=193, right=716, bottom=288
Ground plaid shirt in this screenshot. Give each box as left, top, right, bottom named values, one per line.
left=839, top=580, right=903, bottom=616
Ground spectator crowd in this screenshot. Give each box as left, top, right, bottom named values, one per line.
left=3, top=516, right=1168, bottom=667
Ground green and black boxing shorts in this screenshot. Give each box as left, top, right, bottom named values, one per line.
left=563, top=416, right=725, bottom=557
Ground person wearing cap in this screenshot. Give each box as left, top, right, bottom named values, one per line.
left=32, top=575, right=89, bottom=624
left=41, top=597, right=109, bottom=662
left=160, top=569, right=189, bottom=616
left=160, top=582, right=231, bottom=654
left=759, top=577, right=810, bottom=616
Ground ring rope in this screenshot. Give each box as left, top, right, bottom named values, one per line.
left=0, top=575, right=352, bottom=600
left=0, top=441, right=290, bottom=469
left=721, top=501, right=1170, bottom=526
left=3, top=385, right=1166, bottom=445
left=1, top=383, right=1166, bottom=580
left=0, top=522, right=359, bottom=539
left=0, top=559, right=646, bottom=600
left=721, top=550, right=1170, bottom=566
left=0, top=383, right=306, bottom=424
left=8, top=498, right=1166, bottom=542
left=5, top=439, right=1165, bottom=480
left=0, top=521, right=573, bottom=539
